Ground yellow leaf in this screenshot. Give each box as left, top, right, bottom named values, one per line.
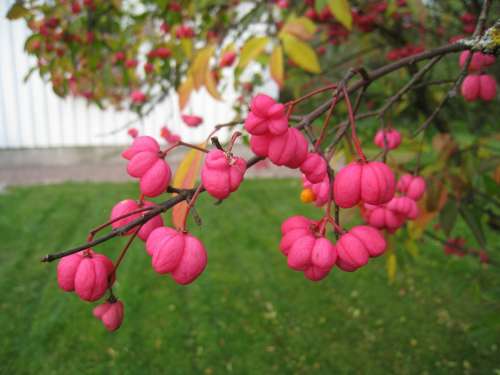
left=386, top=253, right=397, bottom=283
left=238, top=36, right=269, bottom=69
left=205, top=69, right=222, bottom=100
left=171, top=147, right=206, bottom=229
left=177, top=75, right=193, bottom=110
left=281, top=33, right=321, bottom=74
left=222, top=43, right=236, bottom=54
left=328, top=0, right=353, bottom=30
left=191, top=45, right=215, bottom=90
left=280, top=16, right=317, bottom=41
left=269, top=45, right=284, bottom=87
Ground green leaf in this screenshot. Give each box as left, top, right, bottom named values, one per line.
left=328, top=0, right=352, bottom=30
left=459, top=206, right=486, bottom=248
left=439, top=200, right=458, bottom=236
left=6, top=3, right=30, bottom=20
left=238, top=36, right=269, bottom=69
left=280, top=33, right=320, bottom=74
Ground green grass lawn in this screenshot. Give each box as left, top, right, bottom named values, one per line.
left=0, top=180, right=498, bottom=375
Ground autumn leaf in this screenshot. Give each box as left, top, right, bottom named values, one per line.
left=328, top=0, right=353, bottom=30
left=269, top=45, right=284, bottom=87
left=386, top=252, right=397, bottom=283
left=280, top=16, right=317, bottom=41
left=238, top=36, right=269, bottom=69
left=171, top=147, right=206, bottom=229
left=281, top=33, right=321, bottom=74
left=205, top=69, right=221, bottom=100
left=6, top=3, right=29, bottom=20
left=191, top=45, right=215, bottom=90
left=177, top=75, right=193, bottom=110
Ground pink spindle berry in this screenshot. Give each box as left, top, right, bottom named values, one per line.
left=396, top=174, right=426, bottom=201
left=334, top=161, right=396, bottom=208
left=219, top=51, right=237, bottom=68
left=300, top=153, right=328, bottom=183
left=110, top=199, right=163, bottom=241
left=279, top=216, right=337, bottom=281
left=479, top=75, right=497, bottom=101
left=244, top=94, right=288, bottom=136
left=385, top=196, right=419, bottom=220
left=57, top=250, right=114, bottom=301
left=374, top=128, right=402, bottom=150
left=201, top=149, right=246, bottom=200
left=249, top=133, right=272, bottom=157
left=182, top=114, right=203, bottom=127
left=461, top=75, right=480, bottom=102
left=122, top=136, right=171, bottom=197
left=302, top=175, right=331, bottom=207
left=363, top=204, right=405, bottom=232
left=146, top=228, right=208, bottom=285
left=93, top=300, right=124, bottom=332
left=336, top=226, right=386, bottom=272
left=268, top=128, right=308, bottom=168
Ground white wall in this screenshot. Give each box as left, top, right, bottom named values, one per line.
left=0, top=1, right=241, bottom=149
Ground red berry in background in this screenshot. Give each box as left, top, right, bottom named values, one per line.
left=479, top=75, right=497, bottom=101
left=130, top=90, right=146, bottom=104
left=300, top=153, right=328, bottom=183
left=459, top=51, right=496, bottom=71
left=276, top=0, right=288, bottom=9
left=93, top=300, right=124, bottom=332
left=160, top=22, right=170, bottom=33
left=396, top=174, right=426, bottom=201
left=71, top=1, right=82, bottom=14
left=110, top=199, right=163, bottom=241
left=125, top=59, right=138, bottom=69
left=181, top=114, right=203, bottom=127
left=201, top=150, right=247, bottom=200
left=127, top=128, right=138, bottom=138
left=57, top=250, right=114, bottom=301
left=144, top=62, right=154, bottom=74
left=245, top=94, right=288, bottom=136
left=147, top=228, right=208, bottom=285
left=444, top=237, right=466, bottom=257
left=219, top=51, right=237, bottom=68
left=374, top=128, right=402, bottom=150
left=305, top=7, right=317, bottom=20
left=334, top=161, right=396, bottom=208
left=152, top=47, right=171, bottom=59
left=336, top=226, right=387, bottom=272
left=169, top=1, right=181, bottom=12
left=461, top=75, right=480, bottom=102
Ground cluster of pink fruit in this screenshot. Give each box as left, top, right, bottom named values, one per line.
left=460, top=51, right=497, bottom=102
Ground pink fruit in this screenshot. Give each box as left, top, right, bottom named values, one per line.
left=396, top=174, right=426, bottom=201
left=303, top=175, right=331, bottom=207
left=336, top=225, right=386, bottom=271
left=93, top=300, right=124, bottom=332
left=182, top=115, right=203, bottom=127
left=244, top=94, right=288, bottom=136
left=201, top=149, right=247, bottom=200
left=300, top=153, right=328, bottom=183
left=363, top=205, right=405, bottom=232
left=219, top=51, right=237, bottom=68
left=126, top=150, right=171, bottom=197
left=147, top=228, right=207, bottom=285
left=461, top=75, right=480, bottom=101
left=279, top=216, right=337, bottom=281
left=122, top=136, right=159, bottom=160
left=110, top=199, right=163, bottom=240
left=479, top=75, right=497, bottom=101
left=57, top=250, right=114, bottom=301
left=334, top=161, right=395, bottom=208
left=249, top=134, right=272, bottom=157
left=374, top=128, right=402, bottom=150
left=268, top=128, right=308, bottom=168
left=385, top=196, right=419, bottom=220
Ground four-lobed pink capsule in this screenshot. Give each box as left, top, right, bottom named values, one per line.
left=201, top=149, right=246, bottom=200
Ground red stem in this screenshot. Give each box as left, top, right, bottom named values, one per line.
left=181, top=184, right=204, bottom=232
left=343, top=86, right=366, bottom=162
